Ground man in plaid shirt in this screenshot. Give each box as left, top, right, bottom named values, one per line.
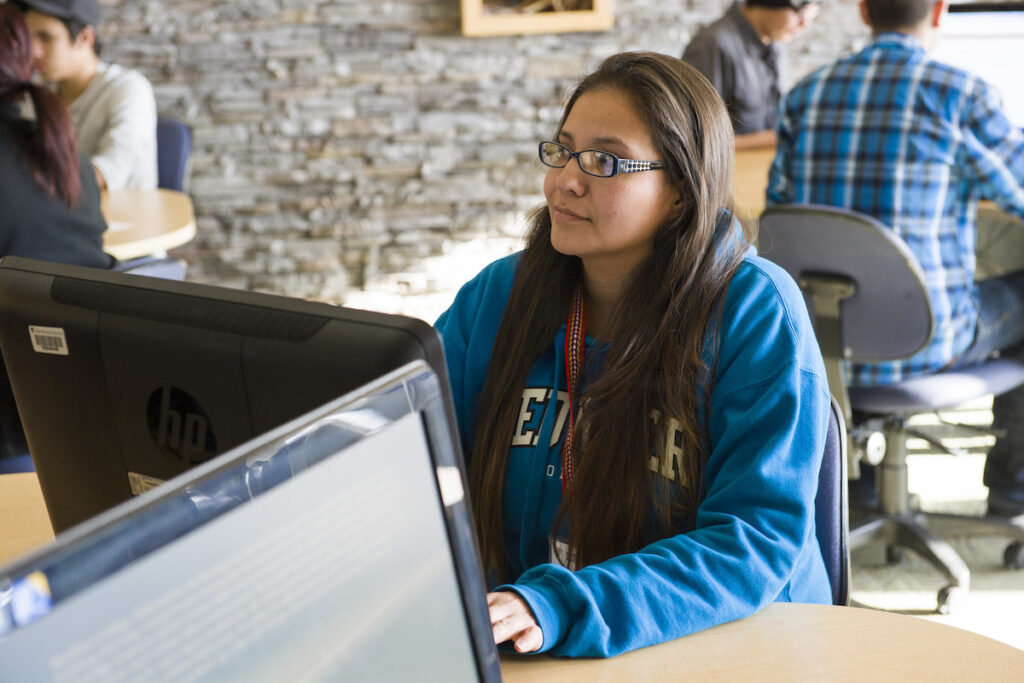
left=767, top=0, right=1024, bottom=515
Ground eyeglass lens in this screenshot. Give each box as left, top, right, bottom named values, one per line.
left=539, top=142, right=617, bottom=177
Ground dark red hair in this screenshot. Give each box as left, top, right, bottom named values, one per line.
left=0, top=4, right=82, bottom=206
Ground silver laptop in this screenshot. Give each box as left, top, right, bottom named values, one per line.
left=0, top=361, right=500, bottom=682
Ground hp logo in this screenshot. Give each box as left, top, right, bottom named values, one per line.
left=146, top=386, right=217, bottom=463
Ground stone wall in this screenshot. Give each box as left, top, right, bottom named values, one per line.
left=99, top=0, right=867, bottom=316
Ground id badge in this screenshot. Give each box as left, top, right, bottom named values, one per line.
left=549, top=535, right=577, bottom=571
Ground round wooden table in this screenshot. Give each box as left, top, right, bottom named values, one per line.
left=0, top=472, right=53, bottom=564
left=733, top=146, right=775, bottom=222
left=100, top=188, right=197, bottom=260
left=500, top=601, right=1024, bottom=681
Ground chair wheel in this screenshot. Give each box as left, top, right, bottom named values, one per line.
left=937, top=585, right=965, bottom=615
left=1004, top=541, right=1024, bottom=570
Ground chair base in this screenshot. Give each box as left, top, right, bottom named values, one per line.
left=850, top=510, right=1024, bottom=613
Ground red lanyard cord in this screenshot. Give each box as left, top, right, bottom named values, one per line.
left=562, top=281, right=585, bottom=494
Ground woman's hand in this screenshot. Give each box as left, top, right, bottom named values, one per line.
left=487, top=591, right=543, bottom=653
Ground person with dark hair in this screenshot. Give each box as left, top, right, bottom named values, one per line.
left=682, top=0, right=821, bottom=150
left=14, top=0, right=156, bottom=190
left=768, top=0, right=1024, bottom=515
left=0, top=3, right=109, bottom=267
left=0, top=3, right=110, bottom=463
left=436, top=51, right=831, bottom=657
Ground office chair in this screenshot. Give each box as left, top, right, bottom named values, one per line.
left=0, top=453, right=33, bottom=473
left=156, top=117, right=193, bottom=192
left=818, top=395, right=851, bottom=606
left=760, top=203, right=1024, bottom=614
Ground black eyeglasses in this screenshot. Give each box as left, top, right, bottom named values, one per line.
left=538, top=141, right=665, bottom=178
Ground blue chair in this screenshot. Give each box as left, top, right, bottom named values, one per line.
left=760, top=203, right=1024, bottom=614
left=156, top=117, right=192, bottom=192
left=0, top=453, right=33, bottom=474
left=818, top=395, right=851, bottom=606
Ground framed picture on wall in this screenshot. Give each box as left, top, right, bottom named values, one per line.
left=460, top=0, right=614, bottom=37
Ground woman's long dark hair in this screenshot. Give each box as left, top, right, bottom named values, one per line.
left=0, top=4, right=82, bottom=206
left=470, top=52, right=747, bottom=581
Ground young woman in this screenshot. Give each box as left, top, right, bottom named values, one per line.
left=436, top=52, right=832, bottom=658
left=0, top=3, right=109, bottom=463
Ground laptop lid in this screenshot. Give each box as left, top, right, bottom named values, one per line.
left=0, top=256, right=455, bottom=533
left=0, top=361, right=500, bottom=682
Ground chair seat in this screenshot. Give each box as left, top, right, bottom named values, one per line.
left=850, top=357, right=1024, bottom=415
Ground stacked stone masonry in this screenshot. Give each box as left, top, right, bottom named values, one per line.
left=99, top=0, right=866, bottom=310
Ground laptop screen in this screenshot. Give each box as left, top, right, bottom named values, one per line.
left=0, top=362, right=500, bottom=682
left=935, top=2, right=1024, bottom=128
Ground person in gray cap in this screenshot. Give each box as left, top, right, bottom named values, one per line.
left=682, top=0, right=821, bottom=150
left=14, top=0, right=156, bottom=190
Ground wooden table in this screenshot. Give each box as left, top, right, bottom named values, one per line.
left=2, top=474, right=1022, bottom=678
left=101, top=188, right=197, bottom=261
left=733, top=146, right=774, bottom=222
left=501, top=602, right=1024, bottom=681
left=0, top=472, right=53, bottom=565
left=976, top=201, right=1024, bottom=279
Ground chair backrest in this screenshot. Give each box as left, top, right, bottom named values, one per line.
left=759, top=204, right=932, bottom=362
left=156, top=117, right=193, bottom=192
left=816, top=395, right=850, bottom=606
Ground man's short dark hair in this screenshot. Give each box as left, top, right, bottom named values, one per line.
left=864, top=0, right=936, bottom=31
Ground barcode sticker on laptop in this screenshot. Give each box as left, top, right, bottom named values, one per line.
left=29, top=326, right=69, bottom=355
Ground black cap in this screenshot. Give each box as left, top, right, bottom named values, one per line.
left=17, top=0, right=101, bottom=26
left=746, top=0, right=820, bottom=8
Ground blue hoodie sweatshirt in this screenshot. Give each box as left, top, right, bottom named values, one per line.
left=435, top=239, right=832, bottom=658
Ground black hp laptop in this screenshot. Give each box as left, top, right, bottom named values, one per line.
left=0, top=256, right=457, bottom=533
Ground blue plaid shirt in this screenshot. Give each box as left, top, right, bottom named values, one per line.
left=767, top=32, right=1024, bottom=387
